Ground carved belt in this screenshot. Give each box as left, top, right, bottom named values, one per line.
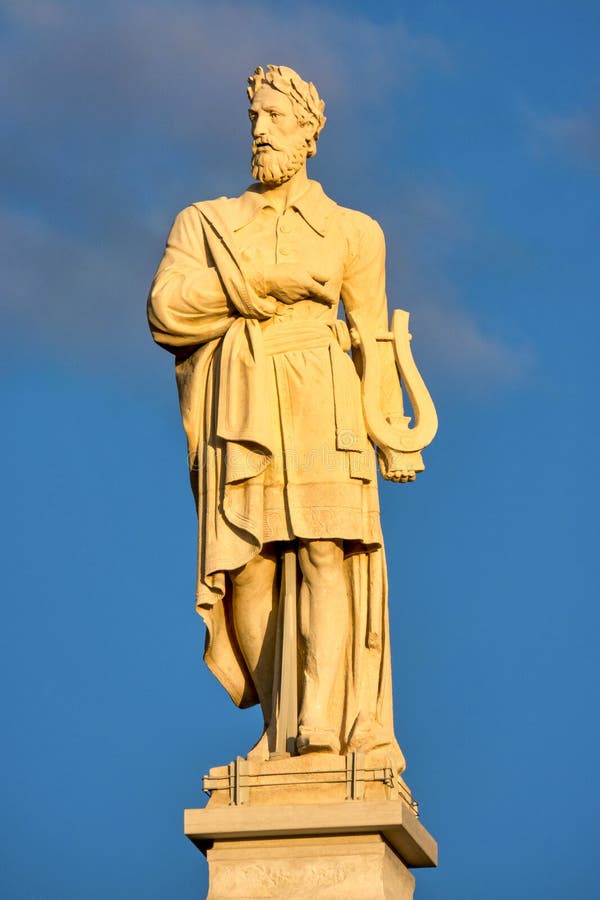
left=261, top=318, right=352, bottom=356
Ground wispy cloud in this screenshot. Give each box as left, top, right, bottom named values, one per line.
left=414, top=297, right=533, bottom=385
left=0, top=0, right=448, bottom=147
left=0, top=0, right=528, bottom=388
left=524, top=103, right=600, bottom=169
left=0, top=0, right=450, bottom=237
left=380, top=183, right=533, bottom=387
left=0, top=205, right=160, bottom=375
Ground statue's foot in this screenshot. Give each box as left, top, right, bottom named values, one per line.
left=296, top=725, right=340, bottom=755
left=347, top=717, right=406, bottom=773
left=246, top=729, right=270, bottom=761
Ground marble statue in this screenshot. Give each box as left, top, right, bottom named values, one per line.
left=148, top=65, right=437, bottom=775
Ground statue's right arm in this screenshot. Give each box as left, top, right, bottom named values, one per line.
left=147, top=205, right=238, bottom=353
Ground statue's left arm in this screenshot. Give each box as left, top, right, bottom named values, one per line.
left=340, top=215, right=415, bottom=482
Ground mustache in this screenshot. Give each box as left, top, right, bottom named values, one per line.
left=252, top=139, right=281, bottom=153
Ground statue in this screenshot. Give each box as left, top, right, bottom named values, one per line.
left=148, top=65, right=437, bottom=776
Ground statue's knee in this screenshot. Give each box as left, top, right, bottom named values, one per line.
left=300, top=540, right=343, bottom=587
left=231, top=554, right=273, bottom=591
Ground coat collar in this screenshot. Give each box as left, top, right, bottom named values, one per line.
left=225, top=180, right=337, bottom=237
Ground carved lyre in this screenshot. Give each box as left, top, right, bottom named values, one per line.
left=347, top=308, right=438, bottom=473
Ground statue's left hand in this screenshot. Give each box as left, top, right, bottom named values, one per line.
left=377, top=446, right=416, bottom=483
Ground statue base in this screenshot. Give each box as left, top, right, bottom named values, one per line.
left=202, top=752, right=416, bottom=807
left=185, top=755, right=437, bottom=899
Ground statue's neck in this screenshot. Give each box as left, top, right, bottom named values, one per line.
left=259, top=165, right=309, bottom=212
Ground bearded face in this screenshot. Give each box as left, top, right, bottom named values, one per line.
left=251, top=135, right=309, bottom=187
left=248, top=84, right=312, bottom=187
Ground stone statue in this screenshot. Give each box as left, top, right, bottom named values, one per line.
left=148, top=65, right=436, bottom=776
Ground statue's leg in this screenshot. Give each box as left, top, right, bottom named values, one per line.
left=296, top=538, right=348, bottom=754
left=230, top=544, right=279, bottom=739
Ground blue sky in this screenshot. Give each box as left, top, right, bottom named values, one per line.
left=1, top=1, right=599, bottom=897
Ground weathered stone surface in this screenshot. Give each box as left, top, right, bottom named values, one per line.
left=203, top=752, right=416, bottom=808
left=148, top=64, right=437, bottom=767
left=149, top=62, right=438, bottom=899
left=206, top=835, right=415, bottom=900
left=185, top=799, right=438, bottom=869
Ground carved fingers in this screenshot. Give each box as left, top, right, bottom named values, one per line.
left=263, top=263, right=338, bottom=306
left=307, top=274, right=338, bottom=306
left=387, top=469, right=416, bottom=483
left=377, top=446, right=417, bottom=483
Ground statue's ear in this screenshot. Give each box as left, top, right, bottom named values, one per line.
left=306, top=135, right=317, bottom=158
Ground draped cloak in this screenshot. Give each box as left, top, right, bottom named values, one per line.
left=148, top=182, right=406, bottom=770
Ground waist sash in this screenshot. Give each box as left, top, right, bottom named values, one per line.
left=262, top=319, right=334, bottom=355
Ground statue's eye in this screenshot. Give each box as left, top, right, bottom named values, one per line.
left=270, top=112, right=279, bottom=120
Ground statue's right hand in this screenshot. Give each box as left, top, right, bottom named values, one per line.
left=263, top=263, right=338, bottom=306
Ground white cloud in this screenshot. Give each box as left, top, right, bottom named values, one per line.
left=1, top=0, right=65, bottom=27
left=379, top=182, right=533, bottom=386
left=414, top=297, right=533, bottom=385
left=0, top=205, right=157, bottom=360
left=0, top=0, right=530, bottom=387
left=0, top=0, right=448, bottom=125
left=523, top=103, right=600, bottom=168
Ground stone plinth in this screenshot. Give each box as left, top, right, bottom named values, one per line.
left=204, top=834, right=414, bottom=899
left=185, top=797, right=437, bottom=899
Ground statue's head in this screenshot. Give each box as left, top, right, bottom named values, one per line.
left=247, top=65, right=326, bottom=187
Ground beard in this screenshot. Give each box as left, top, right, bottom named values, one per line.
left=251, top=140, right=308, bottom=187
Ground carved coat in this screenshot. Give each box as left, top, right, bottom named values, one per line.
left=148, top=180, right=405, bottom=769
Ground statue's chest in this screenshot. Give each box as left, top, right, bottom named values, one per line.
left=233, top=206, right=347, bottom=284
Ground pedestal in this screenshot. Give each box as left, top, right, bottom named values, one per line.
left=205, top=834, right=414, bottom=899
left=185, top=756, right=437, bottom=899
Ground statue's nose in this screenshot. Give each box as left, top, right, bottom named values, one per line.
left=252, top=112, right=269, bottom=138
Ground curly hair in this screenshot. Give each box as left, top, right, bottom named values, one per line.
left=247, top=65, right=326, bottom=157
